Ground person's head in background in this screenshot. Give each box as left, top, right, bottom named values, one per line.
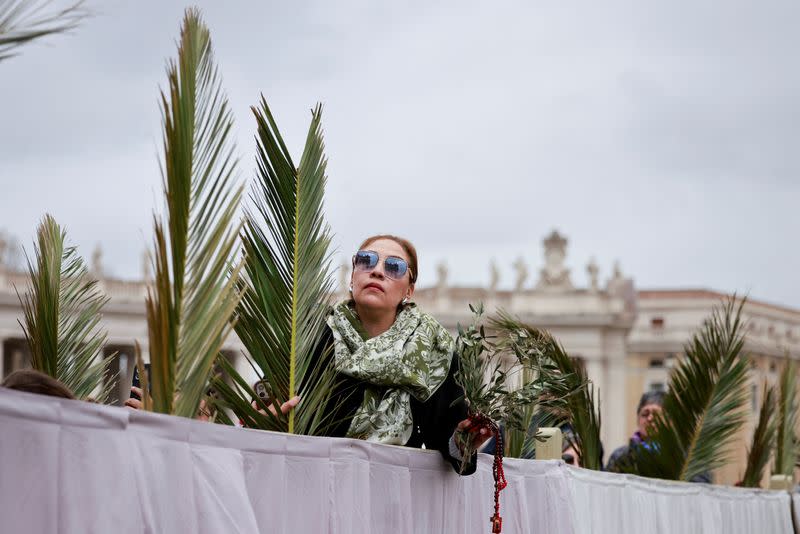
left=560, top=424, right=605, bottom=468
left=562, top=442, right=580, bottom=467
left=560, top=425, right=579, bottom=466
left=2, top=369, right=75, bottom=400
left=636, top=390, right=665, bottom=438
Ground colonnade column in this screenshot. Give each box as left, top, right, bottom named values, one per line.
left=583, top=357, right=607, bottom=448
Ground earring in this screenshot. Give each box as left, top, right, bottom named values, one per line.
left=349, top=284, right=353, bottom=293
left=402, top=296, right=410, bottom=305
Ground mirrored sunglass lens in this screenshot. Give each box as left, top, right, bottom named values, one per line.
left=354, top=251, right=378, bottom=270
left=384, top=257, right=408, bottom=279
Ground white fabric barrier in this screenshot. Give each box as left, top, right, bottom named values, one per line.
left=0, top=388, right=793, bottom=534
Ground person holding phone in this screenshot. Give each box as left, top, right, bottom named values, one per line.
left=255, top=234, right=490, bottom=474
left=124, top=364, right=150, bottom=409
left=125, top=364, right=214, bottom=421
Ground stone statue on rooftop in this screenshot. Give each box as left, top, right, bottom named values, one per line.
left=607, top=261, right=626, bottom=295
left=0, top=233, right=22, bottom=271
left=512, top=257, right=528, bottom=291
left=489, top=260, right=500, bottom=292
left=91, top=244, right=104, bottom=277
left=587, top=257, right=599, bottom=292
left=436, top=261, right=448, bottom=291
left=536, top=230, right=573, bottom=290
left=612, top=261, right=623, bottom=281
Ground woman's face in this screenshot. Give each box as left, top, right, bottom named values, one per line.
left=351, top=238, right=414, bottom=314
left=637, top=403, right=663, bottom=437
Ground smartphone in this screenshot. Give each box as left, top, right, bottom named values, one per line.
left=130, top=363, right=152, bottom=400
left=253, top=378, right=273, bottom=407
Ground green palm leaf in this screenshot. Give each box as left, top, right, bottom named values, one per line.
left=540, top=335, right=602, bottom=470
left=741, top=382, right=777, bottom=487
left=0, top=0, right=88, bottom=62
left=213, top=97, right=338, bottom=436
left=491, top=312, right=602, bottom=469
left=774, top=358, right=798, bottom=477
left=502, top=367, right=538, bottom=459
left=144, top=8, right=244, bottom=418
left=18, top=214, right=114, bottom=402
left=625, top=298, right=750, bottom=482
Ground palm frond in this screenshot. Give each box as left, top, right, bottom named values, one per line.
left=625, top=297, right=750, bottom=482
left=491, top=311, right=602, bottom=469
left=774, top=358, right=798, bottom=477
left=741, top=382, right=777, bottom=487
left=212, top=97, right=338, bottom=435
left=144, top=8, right=244, bottom=418
left=18, top=214, right=114, bottom=402
left=451, top=306, right=589, bottom=462
left=455, top=304, right=537, bottom=427
left=0, top=0, right=88, bottom=62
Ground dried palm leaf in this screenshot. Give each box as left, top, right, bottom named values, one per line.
left=144, top=8, right=244, bottom=418
left=19, top=214, right=114, bottom=402
left=741, top=382, right=777, bottom=487
left=0, top=0, right=88, bottom=62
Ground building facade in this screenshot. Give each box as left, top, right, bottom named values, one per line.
left=2, top=231, right=798, bottom=485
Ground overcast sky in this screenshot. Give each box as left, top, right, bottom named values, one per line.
left=1, top=1, right=798, bottom=307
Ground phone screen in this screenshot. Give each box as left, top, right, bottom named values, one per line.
left=130, top=363, right=152, bottom=400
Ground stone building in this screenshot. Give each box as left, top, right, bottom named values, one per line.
left=1, top=230, right=798, bottom=485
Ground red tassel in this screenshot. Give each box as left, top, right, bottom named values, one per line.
left=491, top=513, right=503, bottom=533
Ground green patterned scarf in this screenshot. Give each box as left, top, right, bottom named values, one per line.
left=326, top=301, right=454, bottom=445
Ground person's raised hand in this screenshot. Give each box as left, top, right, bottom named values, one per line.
left=124, top=387, right=143, bottom=410
left=252, top=395, right=301, bottom=417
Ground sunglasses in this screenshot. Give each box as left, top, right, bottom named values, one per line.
left=562, top=453, right=577, bottom=466
left=353, top=250, right=412, bottom=281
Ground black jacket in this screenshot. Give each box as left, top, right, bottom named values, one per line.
left=317, top=326, right=477, bottom=475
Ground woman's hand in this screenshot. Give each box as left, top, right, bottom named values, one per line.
left=196, top=398, right=213, bottom=422
left=124, top=387, right=144, bottom=409
left=252, top=395, right=301, bottom=417
left=455, top=417, right=492, bottom=452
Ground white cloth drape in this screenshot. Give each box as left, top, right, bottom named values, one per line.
left=0, top=388, right=793, bottom=534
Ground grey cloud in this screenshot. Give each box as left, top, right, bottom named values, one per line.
left=1, top=0, right=799, bottom=308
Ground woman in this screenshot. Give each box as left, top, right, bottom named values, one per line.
left=269, top=235, right=490, bottom=474
left=605, top=391, right=664, bottom=472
